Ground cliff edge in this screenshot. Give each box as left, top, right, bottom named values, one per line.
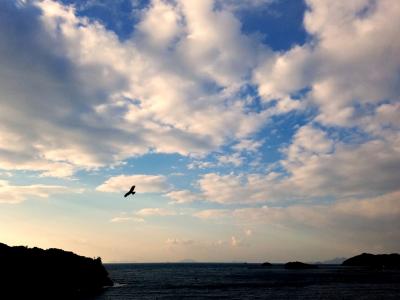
left=0, top=242, right=113, bottom=298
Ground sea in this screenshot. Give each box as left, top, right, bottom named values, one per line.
left=93, top=263, right=400, bottom=299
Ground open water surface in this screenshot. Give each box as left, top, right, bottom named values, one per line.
left=93, top=263, right=400, bottom=299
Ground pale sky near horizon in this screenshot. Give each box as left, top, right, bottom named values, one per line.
left=0, top=0, right=399, bottom=263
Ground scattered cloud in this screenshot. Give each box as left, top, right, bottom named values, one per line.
left=193, top=209, right=230, bottom=219
left=1, top=0, right=400, bottom=259
left=0, top=180, right=71, bottom=204
left=97, top=174, right=169, bottom=193
left=254, top=0, right=400, bottom=126
left=187, top=161, right=215, bottom=170
left=166, top=190, right=199, bottom=204
left=217, top=0, right=275, bottom=12
left=110, top=216, right=145, bottom=223
left=281, top=125, right=400, bottom=199
left=232, top=139, right=263, bottom=153
left=198, top=173, right=272, bottom=204
left=165, top=238, right=195, bottom=246
left=196, top=123, right=400, bottom=204
left=135, top=207, right=176, bottom=217
left=217, top=153, right=243, bottom=167
left=0, top=0, right=272, bottom=177
left=195, top=190, right=400, bottom=249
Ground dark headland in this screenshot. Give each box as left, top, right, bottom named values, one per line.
left=0, top=242, right=113, bottom=298
left=342, top=253, right=400, bottom=268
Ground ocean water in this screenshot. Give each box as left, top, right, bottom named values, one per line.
left=94, top=263, right=400, bottom=299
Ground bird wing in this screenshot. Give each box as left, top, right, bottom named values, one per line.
left=124, top=186, right=136, bottom=197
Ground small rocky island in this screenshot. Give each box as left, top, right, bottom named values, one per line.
left=284, top=261, right=318, bottom=269
left=342, top=253, right=400, bottom=269
left=0, top=242, right=113, bottom=298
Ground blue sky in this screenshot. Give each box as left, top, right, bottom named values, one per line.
left=0, top=0, right=399, bottom=262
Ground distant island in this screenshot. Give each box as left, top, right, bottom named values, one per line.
left=284, top=261, right=318, bottom=269
left=313, top=257, right=347, bottom=264
left=342, top=253, right=400, bottom=268
left=0, top=242, right=113, bottom=298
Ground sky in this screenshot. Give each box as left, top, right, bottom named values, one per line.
left=0, top=0, right=399, bottom=263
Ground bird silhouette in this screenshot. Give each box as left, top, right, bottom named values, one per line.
left=124, top=185, right=136, bottom=198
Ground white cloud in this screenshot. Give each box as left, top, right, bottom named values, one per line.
left=232, top=191, right=400, bottom=235
left=217, top=0, right=275, bottom=12
left=285, top=125, right=333, bottom=160
left=197, top=122, right=400, bottom=204
left=232, top=139, right=263, bottom=153
left=96, top=174, right=169, bottom=193
left=1, top=0, right=399, bottom=246
left=198, top=173, right=274, bottom=204
left=110, top=216, right=145, bottom=223
left=205, top=191, right=400, bottom=226
left=0, top=180, right=71, bottom=204
left=254, top=45, right=314, bottom=101
left=217, top=153, right=243, bottom=167
left=282, top=125, right=400, bottom=199
left=137, top=0, right=183, bottom=48
left=254, top=0, right=400, bottom=126
left=165, top=238, right=194, bottom=246
left=193, top=209, right=230, bottom=219
left=194, top=190, right=400, bottom=250
left=166, top=190, right=199, bottom=204
left=187, top=160, right=215, bottom=170
left=0, top=0, right=273, bottom=178
left=360, top=102, right=400, bottom=136
left=109, top=207, right=176, bottom=222
left=375, top=103, right=400, bottom=128
left=135, top=207, right=176, bottom=217
left=0, top=0, right=137, bottom=176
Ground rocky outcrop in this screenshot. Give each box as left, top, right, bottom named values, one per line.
left=284, top=261, right=318, bottom=269
left=0, top=242, right=113, bottom=298
left=342, top=253, right=400, bottom=268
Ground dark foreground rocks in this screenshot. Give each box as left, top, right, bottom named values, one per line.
left=0, top=242, right=113, bottom=298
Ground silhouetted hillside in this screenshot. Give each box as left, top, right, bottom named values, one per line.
left=0, top=242, right=113, bottom=298
left=342, top=253, right=400, bottom=268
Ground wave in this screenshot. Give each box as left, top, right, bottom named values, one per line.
left=111, top=283, right=127, bottom=288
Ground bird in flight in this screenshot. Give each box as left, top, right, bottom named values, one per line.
left=124, top=185, right=136, bottom=198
